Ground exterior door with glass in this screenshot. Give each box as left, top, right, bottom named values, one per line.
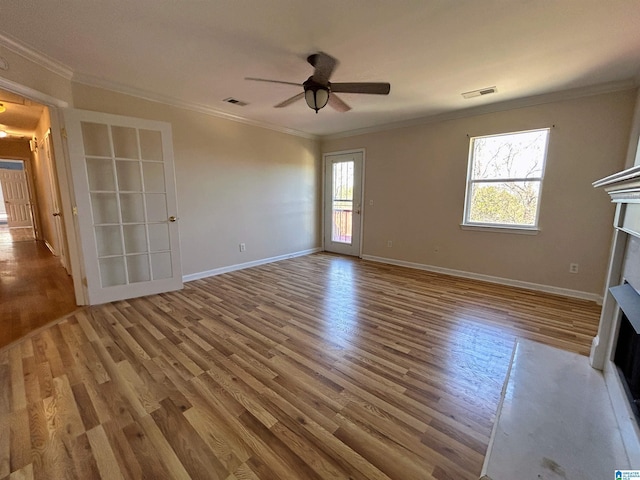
left=63, top=109, right=182, bottom=305
left=323, top=150, right=364, bottom=256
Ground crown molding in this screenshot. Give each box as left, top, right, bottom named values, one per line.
left=0, top=32, right=73, bottom=80
left=322, top=79, right=638, bottom=141
left=72, top=72, right=318, bottom=140
left=0, top=33, right=316, bottom=140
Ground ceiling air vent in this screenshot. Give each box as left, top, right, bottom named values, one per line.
left=223, top=97, right=248, bottom=106
left=461, top=86, right=497, bottom=99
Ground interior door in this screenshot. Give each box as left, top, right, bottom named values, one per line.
left=0, top=167, right=33, bottom=227
left=323, top=151, right=364, bottom=256
left=63, top=109, right=182, bottom=305
left=43, top=129, right=69, bottom=270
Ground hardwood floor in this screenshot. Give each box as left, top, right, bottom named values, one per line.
left=0, top=253, right=601, bottom=479
left=0, top=226, right=77, bottom=348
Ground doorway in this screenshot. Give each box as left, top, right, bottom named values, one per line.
left=323, top=150, right=364, bottom=257
left=1, top=80, right=184, bottom=311
left=0, top=88, right=77, bottom=347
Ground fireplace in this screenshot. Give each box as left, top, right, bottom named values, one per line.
left=591, top=164, right=640, bottom=462
left=611, top=283, right=640, bottom=423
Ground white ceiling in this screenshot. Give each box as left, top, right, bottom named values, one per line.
left=0, top=0, right=639, bottom=137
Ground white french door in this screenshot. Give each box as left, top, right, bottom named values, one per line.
left=63, top=109, right=182, bottom=305
left=0, top=167, right=33, bottom=227
left=323, top=150, right=364, bottom=257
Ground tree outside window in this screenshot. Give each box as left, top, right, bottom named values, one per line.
left=464, top=128, right=550, bottom=229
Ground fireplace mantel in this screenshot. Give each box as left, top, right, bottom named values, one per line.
left=593, top=165, right=640, bottom=211
left=593, top=164, right=640, bottom=191
left=591, top=164, right=640, bottom=462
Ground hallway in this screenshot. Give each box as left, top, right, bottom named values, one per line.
left=0, top=225, right=77, bottom=348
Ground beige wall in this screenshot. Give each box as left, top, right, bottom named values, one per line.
left=322, top=89, right=637, bottom=296
left=0, top=139, right=30, bottom=159
left=71, top=83, right=321, bottom=277
left=627, top=88, right=640, bottom=167
left=0, top=45, right=73, bottom=104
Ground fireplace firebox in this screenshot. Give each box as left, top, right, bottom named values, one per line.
left=591, top=164, right=640, bottom=461
left=610, top=282, right=640, bottom=425
left=614, top=310, right=640, bottom=423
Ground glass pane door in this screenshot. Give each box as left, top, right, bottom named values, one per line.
left=64, top=109, right=182, bottom=305
left=83, top=123, right=172, bottom=287
left=331, top=161, right=354, bottom=244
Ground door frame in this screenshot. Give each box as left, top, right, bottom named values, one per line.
left=321, top=148, right=365, bottom=257
left=0, top=76, right=87, bottom=304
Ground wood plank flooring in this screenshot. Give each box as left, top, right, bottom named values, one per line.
left=0, top=226, right=77, bottom=348
left=0, top=253, right=601, bottom=479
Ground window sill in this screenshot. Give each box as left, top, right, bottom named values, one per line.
left=460, top=224, right=540, bottom=235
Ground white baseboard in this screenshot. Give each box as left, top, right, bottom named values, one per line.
left=182, top=247, right=322, bottom=283
left=44, top=240, right=57, bottom=256
left=361, top=254, right=603, bottom=304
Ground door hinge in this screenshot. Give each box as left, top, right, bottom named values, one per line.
left=72, top=206, right=78, bottom=215
left=61, top=127, right=68, bottom=140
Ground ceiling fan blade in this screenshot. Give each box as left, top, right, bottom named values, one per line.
left=308, top=52, right=338, bottom=85
left=274, top=92, right=305, bottom=108
left=245, top=77, right=302, bottom=87
left=330, top=82, right=391, bottom=95
left=328, top=94, right=351, bottom=113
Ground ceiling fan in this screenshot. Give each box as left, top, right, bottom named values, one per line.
left=246, top=52, right=390, bottom=113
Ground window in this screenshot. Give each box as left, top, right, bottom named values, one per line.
left=463, top=128, right=550, bottom=231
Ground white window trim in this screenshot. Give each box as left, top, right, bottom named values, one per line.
left=462, top=128, right=550, bottom=232
left=460, top=223, right=540, bottom=235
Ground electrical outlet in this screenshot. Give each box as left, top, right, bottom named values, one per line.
left=569, top=263, right=579, bottom=274
left=239, top=243, right=246, bottom=252
left=369, top=199, right=374, bottom=206
left=387, top=240, right=393, bottom=247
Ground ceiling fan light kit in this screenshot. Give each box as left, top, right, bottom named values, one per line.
left=303, top=79, right=329, bottom=113
left=246, top=52, right=390, bottom=114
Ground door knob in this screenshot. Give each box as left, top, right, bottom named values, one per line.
left=168, top=216, right=177, bottom=222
